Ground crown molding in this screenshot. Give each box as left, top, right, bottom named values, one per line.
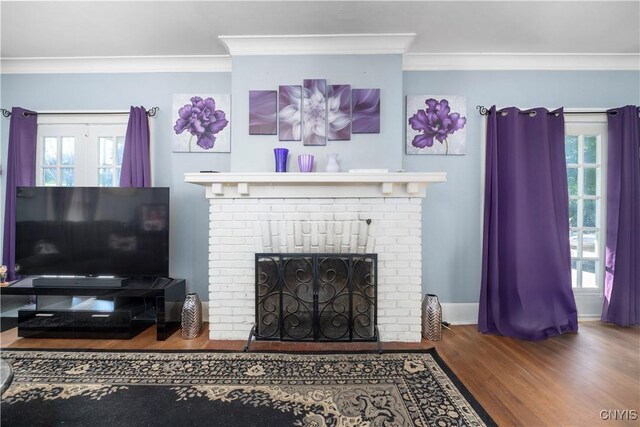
left=0, top=55, right=232, bottom=74
left=403, top=53, right=640, bottom=71
left=2, top=51, right=636, bottom=74
left=219, top=33, right=416, bottom=56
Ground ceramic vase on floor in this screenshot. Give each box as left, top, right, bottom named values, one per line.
left=181, top=293, right=202, bottom=339
left=422, top=294, right=442, bottom=341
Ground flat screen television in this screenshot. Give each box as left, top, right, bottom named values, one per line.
left=15, top=186, right=170, bottom=277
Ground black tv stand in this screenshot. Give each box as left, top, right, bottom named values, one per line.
left=33, top=276, right=129, bottom=288
left=0, top=276, right=186, bottom=340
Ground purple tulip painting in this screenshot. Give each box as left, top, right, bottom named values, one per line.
left=352, top=89, right=380, bottom=134
left=406, top=95, right=467, bottom=155
left=327, top=84, right=351, bottom=141
left=172, top=94, right=231, bottom=152
left=279, top=85, right=302, bottom=141
left=302, top=79, right=327, bottom=146
left=249, top=90, right=277, bottom=135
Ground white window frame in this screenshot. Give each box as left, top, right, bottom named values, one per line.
left=565, top=113, right=607, bottom=316
left=35, top=113, right=154, bottom=187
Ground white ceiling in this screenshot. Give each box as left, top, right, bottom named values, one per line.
left=1, top=1, right=639, bottom=59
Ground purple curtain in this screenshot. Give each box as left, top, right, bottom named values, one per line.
left=2, top=107, right=38, bottom=280
left=601, top=105, right=640, bottom=326
left=479, top=106, right=578, bottom=340
left=120, top=106, right=150, bottom=187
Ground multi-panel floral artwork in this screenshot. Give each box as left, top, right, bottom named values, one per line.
left=250, top=80, right=381, bottom=146
left=249, top=90, right=278, bottom=135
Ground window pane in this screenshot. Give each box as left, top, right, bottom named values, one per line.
left=116, top=137, right=125, bottom=166
left=114, top=167, right=121, bottom=187
left=43, top=168, right=57, bottom=186
left=60, top=168, right=74, bottom=186
left=570, top=230, right=579, bottom=258
left=583, top=199, right=596, bottom=227
left=98, top=168, right=113, bottom=187
left=99, top=137, right=114, bottom=166
left=582, top=260, right=598, bottom=289
left=61, top=137, right=75, bottom=165
left=567, top=168, right=578, bottom=196
left=44, top=137, right=58, bottom=165
left=583, top=231, right=599, bottom=258
left=569, top=199, right=578, bottom=227
left=565, top=136, right=578, bottom=163
left=583, top=167, right=597, bottom=196
left=571, top=260, right=579, bottom=288
left=584, top=136, right=597, bottom=164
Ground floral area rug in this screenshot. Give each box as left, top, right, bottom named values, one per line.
left=1, top=348, right=495, bottom=427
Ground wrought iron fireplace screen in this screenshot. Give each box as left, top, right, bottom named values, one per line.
left=255, top=253, right=377, bottom=342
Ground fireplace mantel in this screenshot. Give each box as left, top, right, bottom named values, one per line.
left=186, top=171, right=446, bottom=342
left=184, top=172, right=447, bottom=198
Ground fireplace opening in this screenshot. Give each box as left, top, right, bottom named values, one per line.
left=251, top=253, right=378, bottom=344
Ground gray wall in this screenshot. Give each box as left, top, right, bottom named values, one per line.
left=0, top=72, right=232, bottom=297
left=231, top=55, right=403, bottom=172
left=403, top=71, right=640, bottom=302
left=1, top=69, right=638, bottom=304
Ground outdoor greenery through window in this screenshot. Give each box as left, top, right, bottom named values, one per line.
left=565, top=125, right=604, bottom=290
left=36, top=119, right=128, bottom=188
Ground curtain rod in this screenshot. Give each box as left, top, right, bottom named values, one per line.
left=1, top=107, right=159, bottom=118
left=476, top=105, right=621, bottom=116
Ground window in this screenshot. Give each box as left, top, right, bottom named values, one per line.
left=565, top=115, right=607, bottom=292
left=36, top=115, right=129, bottom=187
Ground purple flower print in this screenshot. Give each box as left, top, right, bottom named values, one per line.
left=174, top=96, right=229, bottom=150
left=409, top=98, right=466, bottom=152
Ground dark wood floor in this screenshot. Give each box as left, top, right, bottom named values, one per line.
left=1, top=322, right=638, bottom=426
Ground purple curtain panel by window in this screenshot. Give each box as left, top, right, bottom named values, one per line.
left=601, top=105, right=640, bottom=326
left=351, top=88, right=380, bottom=134
left=120, top=106, right=150, bottom=188
left=478, top=106, right=578, bottom=340
left=249, top=90, right=277, bottom=135
left=302, top=79, right=327, bottom=146
left=279, top=85, right=302, bottom=141
left=2, top=107, right=37, bottom=281
left=327, top=85, right=351, bottom=141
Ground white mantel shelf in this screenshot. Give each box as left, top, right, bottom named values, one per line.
left=185, top=172, right=447, bottom=198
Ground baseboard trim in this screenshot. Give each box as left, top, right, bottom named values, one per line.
left=440, top=302, right=602, bottom=325
left=440, top=303, right=479, bottom=325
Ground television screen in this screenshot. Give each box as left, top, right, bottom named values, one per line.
left=15, top=186, right=170, bottom=277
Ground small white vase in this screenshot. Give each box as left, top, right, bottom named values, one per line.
left=325, top=153, right=340, bottom=173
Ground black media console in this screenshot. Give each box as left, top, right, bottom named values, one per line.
left=0, top=277, right=185, bottom=340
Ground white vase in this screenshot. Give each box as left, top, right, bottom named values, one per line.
left=325, top=153, right=340, bottom=173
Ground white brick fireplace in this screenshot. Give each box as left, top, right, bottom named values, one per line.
left=185, top=172, right=446, bottom=342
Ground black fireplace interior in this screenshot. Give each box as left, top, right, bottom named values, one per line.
left=255, top=253, right=377, bottom=342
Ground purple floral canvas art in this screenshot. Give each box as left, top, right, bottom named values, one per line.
left=351, top=89, right=380, bottom=134
left=249, top=90, right=277, bottom=135
left=327, top=84, right=351, bottom=141
left=406, top=95, right=467, bottom=155
left=278, top=85, right=302, bottom=141
left=172, top=94, right=230, bottom=152
left=302, top=79, right=327, bottom=146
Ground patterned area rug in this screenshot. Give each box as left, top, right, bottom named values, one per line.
left=1, top=348, right=495, bottom=427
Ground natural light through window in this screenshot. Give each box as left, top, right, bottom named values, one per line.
left=36, top=117, right=128, bottom=187
left=565, top=116, right=607, bottom=291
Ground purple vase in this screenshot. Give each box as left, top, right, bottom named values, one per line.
left=298, top=154, right=314, bottom=172
left=274, top=148, right=289, bottom=172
